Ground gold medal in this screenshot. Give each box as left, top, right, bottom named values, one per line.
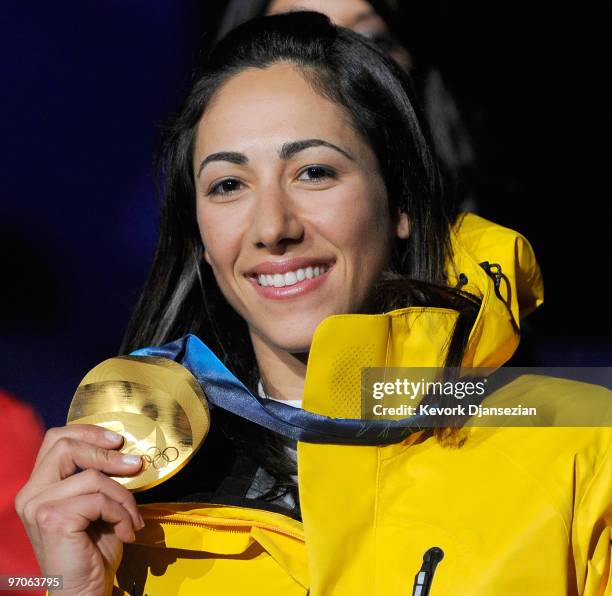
left=67, top=356, right=210, bottom=492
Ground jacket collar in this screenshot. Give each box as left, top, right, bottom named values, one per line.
left=301, top=213, right=544, bottom=417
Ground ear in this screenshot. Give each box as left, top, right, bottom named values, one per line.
left=395, top=212, right=411, bottom=239
left=202, top=245, right=212, bottom=266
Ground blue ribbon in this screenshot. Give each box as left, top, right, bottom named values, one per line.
left=132, top=334, right=438, bottom=445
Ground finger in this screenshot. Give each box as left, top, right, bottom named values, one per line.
left=36, top=493, right=136, bottom=544
left=23, top=437, right=142, bottom=497
left=34, top=425, right=125, bottom=470
left=22, top=469, right=144, bottom=533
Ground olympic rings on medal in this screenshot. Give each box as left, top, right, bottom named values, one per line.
left=140, top=445, right=180, bottom=470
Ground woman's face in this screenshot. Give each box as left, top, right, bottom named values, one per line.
left=193, top=63, right=409, bottom=353
left=267, top=0, right=412, bottom=70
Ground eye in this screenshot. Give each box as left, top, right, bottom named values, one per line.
left=208, top=177, right=244, bottom=197
left=297, top=165, right=337, bottom=183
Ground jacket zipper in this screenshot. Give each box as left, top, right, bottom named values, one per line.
left=411, top=547, right=444, bottom=596
left=143, top=512, right=305, bottom=542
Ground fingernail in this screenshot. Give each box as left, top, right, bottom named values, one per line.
left=122, top=454, right=142, bottom=466
left=104, top=430, right=123, bottom=442
left=138, top=514, right=145, bottom=529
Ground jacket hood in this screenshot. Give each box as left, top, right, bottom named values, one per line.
left=447, top=212, right=543, bottom=367
left=301, top=213, right=544, bottom=418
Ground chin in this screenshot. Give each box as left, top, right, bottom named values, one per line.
left=252, top=308, right=347, bottom=354
left=271, top=333, right=315, bottom=354
left=260, top=321, right=322, bottom=354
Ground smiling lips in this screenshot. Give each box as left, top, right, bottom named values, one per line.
left=258, top=264, right=331, bottom=287
left=245, top=258, right=334, bottom=300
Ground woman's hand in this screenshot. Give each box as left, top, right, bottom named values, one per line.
left=15, top=424, right=145, bottom=596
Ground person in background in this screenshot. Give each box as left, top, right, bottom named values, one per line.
left=0, top=390, right=44, bottom=596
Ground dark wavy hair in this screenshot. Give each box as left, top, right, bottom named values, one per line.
left=121, top=12, right=478, bottom=506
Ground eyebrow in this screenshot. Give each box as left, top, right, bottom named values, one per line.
left=197, top=138, right=354, bottom=178
left=279, top=138, right=354, bottom=161
left=197, top=151, right=247, bottom=178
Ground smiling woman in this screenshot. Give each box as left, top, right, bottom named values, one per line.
left=113, top=12, right=467, bottom=515
left=15, top=10, right=612, bottom=596
left=117, top=10, right=464, bottom=512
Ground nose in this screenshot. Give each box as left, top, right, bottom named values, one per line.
left=250, top=183, right=304, bottom=252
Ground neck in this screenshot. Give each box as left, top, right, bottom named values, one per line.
left=249, top=330, right=308, bottom=402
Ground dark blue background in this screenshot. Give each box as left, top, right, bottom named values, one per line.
left=1, top=2, right=609, bottom=429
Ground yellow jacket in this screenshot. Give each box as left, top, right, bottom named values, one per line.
left=115, top=214, right=612, bottom=595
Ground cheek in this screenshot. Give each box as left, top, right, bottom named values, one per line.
left=196, top=207, right=240, bottom=273
left=323, top=182, right=390, bottom=249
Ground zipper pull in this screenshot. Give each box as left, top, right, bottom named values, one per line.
left=479, top=260, right=520, bottom=333
left=411, top=546, right=444, bottom=596
left=479, top=261, right=503, bottom=292
left=454, top=272, right=469, bottom=290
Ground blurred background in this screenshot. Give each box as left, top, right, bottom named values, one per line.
left=1, top=0, right=610, bottom=432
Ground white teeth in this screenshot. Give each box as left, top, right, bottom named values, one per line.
left=284, top=271, right=297, bottom=286
left=255, top=264, right=331, bottom=287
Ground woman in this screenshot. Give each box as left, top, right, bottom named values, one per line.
left=16, top=12, right=611, bottom=596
